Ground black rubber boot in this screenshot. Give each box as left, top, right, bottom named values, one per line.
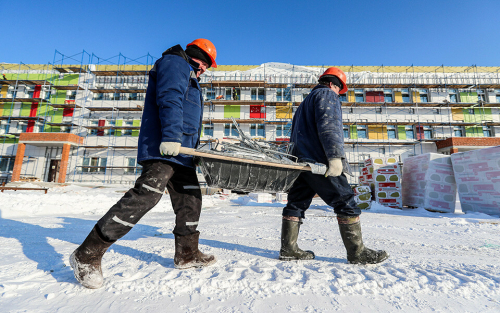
left=69, top=225, right=115, bottom=289
left=174, top=232, right=216, bottom=269
left=279, top=218, right=315, bottom=261
left=337, top=216, right=388, bottom=265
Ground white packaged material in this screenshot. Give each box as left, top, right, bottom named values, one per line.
left=451, top=146, right=500, bottom=216
left=402, top=153, right=457, bottom=213
left=275, top=193, right=288, bottom=203
left=248, top=192, right=273, bottom=203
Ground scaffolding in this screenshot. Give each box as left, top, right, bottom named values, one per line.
left=1, top=56, right=500, bottom=185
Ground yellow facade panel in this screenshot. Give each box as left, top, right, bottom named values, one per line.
left=348, top=91, right=355, bottom=102
left=451, top=108, right=464, bottom=121
left=394, top=91, right=403, bottom=103
left=412, top=92, right=420, bottom=103
left=368, top=125, right=388, bottom=140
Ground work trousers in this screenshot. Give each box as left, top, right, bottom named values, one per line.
left=282, top=171, right=360, bottom=218
left=96, top=160, right=202, bottom=241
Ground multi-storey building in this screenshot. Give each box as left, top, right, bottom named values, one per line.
left=1, top=59, right=500, bottom=185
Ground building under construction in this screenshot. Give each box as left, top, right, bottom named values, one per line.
left=1, top=51, right=500, bottom=185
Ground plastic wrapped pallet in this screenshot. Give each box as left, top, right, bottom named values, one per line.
left=451, top=146, right=500, bottom=216
left=276, top=193, right=288, bottom=203
left=248, top=192, right=273, bottom=203
left=361, top=158, right=402, bottom=208
left=402, top=153, right=456, bottom=213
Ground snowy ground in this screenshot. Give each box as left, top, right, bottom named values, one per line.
left=1, top=183, right=500, bottom=312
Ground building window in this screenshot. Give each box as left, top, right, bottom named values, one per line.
left=384, top=90, right=393, bottom=103
left=420, top=94, right=428, bottom=103
left=343, top=127, right=349, bottom=138
left=387, top=126, right=397, bottom=139
left=251, top=88, right=265, bottom=101
left=106, top=121, right=115, bottom=136
left=123, top=120, right=134, bottom=136
left=478, top=94, right=486, bottom=102
left=0, top=157, right=15, bottom=172
left=204, top=125, right=214, bottom=137
left=112, top=93, right=120, bottom=101
left=125, top=158, right=141, bottom=174
left=405, top=126, right=414, bottom=139
left=454, top=126, right=463, bottom=137
left=205, top=88, right=215, bottom=100
left=67, top=91, right=77, bottom=100
left=402, top=93, right=410, bottom=103
left=232, top=88, right=240, bottom=100
left=423, top=127, right=432, bottom=139
left=27, top=90, right=34, bottom=98
left=224, top=124, right=239, bottom=137
left=357, top=126, right=367, bottom=139
left=339, top=93, right=347, bottom=102
left=129, top=93, right=138, bottom=101
left=355, top=89, right=364, bottom=102
left=277, top=88, right=291, bottom=102
left=276, top=124, right=291, bottom=137
left=449, top=89, right=458, bottom=103
left=250, top=124, right=265, bottom=137
left=82, top=157, right=107, bottom=173
left=496, top=90, right=500, bottom=103
left=94, top=93, right=103, bottom=100
left=483, top=126, right=492, bottom=137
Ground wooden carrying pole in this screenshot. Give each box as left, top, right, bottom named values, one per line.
left=179, top=147, right=313, bottom=172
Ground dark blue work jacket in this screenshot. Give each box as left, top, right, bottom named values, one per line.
left=137, top=45, right=203, bottom=168
left=290, top=85, right=350, bottom=173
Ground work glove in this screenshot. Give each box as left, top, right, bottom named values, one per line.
left=325, top=158, right=343, bottom=177
left=160, top=142, right=181, bottom=156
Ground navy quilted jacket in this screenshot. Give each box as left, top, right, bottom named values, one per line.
left=137, top=45, right=203, bottom=168
left=290, top=85, right=350, bottom=173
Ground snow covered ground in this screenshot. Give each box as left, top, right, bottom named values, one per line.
left=1, top=183, right=500, bottom=312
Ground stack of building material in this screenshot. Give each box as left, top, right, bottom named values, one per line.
left=275, top=193, right=288, bottom=203
left=402, top=153, right=457, bottom=213
left=248, top=192, right=273, bottom=203
left=353, top=185, right=372, bottom=209
left=451, top=146, right=500, bottom=216
left=359, top=157, right=402, bottom=208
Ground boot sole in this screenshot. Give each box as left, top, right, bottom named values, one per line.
left=348, top=253, right=390, bottom=265
left=174, top=256, right=217, bottom=269
left=279, top=255, right=315, bottom=261
left=69, top=251, right=103, bottom=289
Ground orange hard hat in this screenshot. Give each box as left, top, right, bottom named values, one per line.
left=319, top=67, right=348, bottom=94
left=187, top=38, right=217, bottom=68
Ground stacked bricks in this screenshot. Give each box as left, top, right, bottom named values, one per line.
left=353, top=185, right=372, bottom=210
left=451, top=146, right=500, bottom=216
left=402, top=153, right=457, bottom=213
left=359, top=157, right=402, bottom=209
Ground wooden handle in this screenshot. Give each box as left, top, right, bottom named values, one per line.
left=179, top=147, right=312, bottom=171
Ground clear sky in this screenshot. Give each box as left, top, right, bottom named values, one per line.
left=1, top=0, right=499, bottom=67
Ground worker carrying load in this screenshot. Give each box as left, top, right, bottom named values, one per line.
left=70, top=38, right=218, bottom=289
left=278, top=67, right=389, bottom=265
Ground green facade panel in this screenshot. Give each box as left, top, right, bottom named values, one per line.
left=115, top=119, right=123, bottom=136
left=132, top=120, right=140, bottom=137
left=397, top=126, right=406, bottom=140
left=465, top=126, right=483, bottom=137
left=224, top=105, right=240, bottom=119
left=350, top=125, right=358, bottom=139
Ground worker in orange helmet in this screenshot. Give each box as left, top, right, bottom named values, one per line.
left=279, top=67, right=389, bottom=265
left=70, top=39, right=218, bottom=289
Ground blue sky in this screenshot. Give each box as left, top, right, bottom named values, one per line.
left=1, top=0, right=499, bottom=67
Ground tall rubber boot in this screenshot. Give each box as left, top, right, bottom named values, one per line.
left=69, top=225, right=115, bottom=289
left=279, top=217, right=315, bottom=261
left=174, top=232, right=217, bottom=269
left=337, top=216, right=388, bottom=264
